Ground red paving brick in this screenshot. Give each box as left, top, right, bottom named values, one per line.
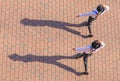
left=0, top=0, right=120, bottom=81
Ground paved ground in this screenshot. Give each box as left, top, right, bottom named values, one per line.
left=0, top=0, right=120, bottom=81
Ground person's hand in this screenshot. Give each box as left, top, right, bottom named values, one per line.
left=76, top=15, right=80, bottom=17
left=72, top=48, right=75, bottom=51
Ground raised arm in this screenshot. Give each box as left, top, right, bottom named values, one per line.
left=77, top=11, right=97, bottom=17
left=101, top=5, right=109, bottom=15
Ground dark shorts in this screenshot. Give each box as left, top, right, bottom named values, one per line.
left=88, top=16, right=97, bottom=25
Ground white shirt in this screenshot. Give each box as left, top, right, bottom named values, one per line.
left=75, top=42, right=105, bottom=54
left=79, top=6, right=109, bottom=18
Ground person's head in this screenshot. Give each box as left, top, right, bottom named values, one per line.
left=96, top=4, right=105, bottom=13
left=91, top=40, right=101, bottom=49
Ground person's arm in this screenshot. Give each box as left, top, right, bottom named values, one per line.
left=101, top=5, right=109, bottom=15
left=99, top=42, right=105, bottom=48
left=73, top=46, right=87, bottom=53
left=77, top=11, right=97, bottom=17
left=75, top=47, right=84, bottom=52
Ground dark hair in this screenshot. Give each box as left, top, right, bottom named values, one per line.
left=97, top=5, right=105, bottom=13
left=91, top=40, right=101, bottom=49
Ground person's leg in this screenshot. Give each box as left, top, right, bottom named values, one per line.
left=83, top=53, right=89, bottom=74
left=87, top=16, right=96, bottom=37
left=75, top=53, right=84, bottom=59
left=88, top=25, right=93, bottom=37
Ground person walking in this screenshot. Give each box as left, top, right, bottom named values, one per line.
left=77, top=4, right=109, bottom=37
left=73, top=40, right=105, bottom=75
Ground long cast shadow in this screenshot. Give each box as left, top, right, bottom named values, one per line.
left=20, top=18, right=89, bottom=38
left=8, top=54, right=85, bottom=76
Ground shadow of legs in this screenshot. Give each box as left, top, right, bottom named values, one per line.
left=8, top=54, right=86, bottom=76
left=20, top=18, right=90, bottom=38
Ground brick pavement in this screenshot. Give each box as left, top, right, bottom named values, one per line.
left=0, top=0, right=120, bottom=81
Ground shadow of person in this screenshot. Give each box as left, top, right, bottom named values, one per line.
left=8, top=53, right=85, bottom=76
left=20, top=18, right=89, bottom=38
